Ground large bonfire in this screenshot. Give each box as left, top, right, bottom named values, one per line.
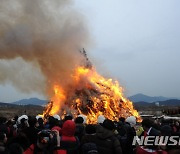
left=43, top=50, right=141, bottom=124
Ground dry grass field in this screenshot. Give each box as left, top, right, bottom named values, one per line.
left=0, top=105, right=44, bottom=119
left=0, top=104, right=179, bottom=120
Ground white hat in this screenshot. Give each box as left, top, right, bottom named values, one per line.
left=17, top=115, right=28, bottom=124
left=125, top=116, right=136, bottom=127
left=78, top=114, right=87, bottom=124
left=53, top=114, right=61, bottom=121
left=97, top=115, right=105, bottom=124
left=36, top=115, right=43, bottom=120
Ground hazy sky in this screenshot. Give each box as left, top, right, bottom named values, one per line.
left=0, top=0, right=180, bottom=102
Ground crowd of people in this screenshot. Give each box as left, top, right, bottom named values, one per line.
left=0, top=114, right=180, bottom=154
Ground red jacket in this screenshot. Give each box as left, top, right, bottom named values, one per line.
left=24, top=121, right=77, bottom=154
left=61, top=120, right=76, bottom=142
left=24, top=144, right=67, bottom=154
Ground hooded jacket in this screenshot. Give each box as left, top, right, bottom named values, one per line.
left=95, top=125, right=122, bottom=154
left=60, top=120, right=79, bottom=154
left=61, top=120, right=76, bottom=141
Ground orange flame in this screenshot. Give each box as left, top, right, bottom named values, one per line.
left=43, top=66, right=141, bottom=123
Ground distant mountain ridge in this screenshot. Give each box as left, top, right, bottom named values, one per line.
left=0, top=93, right=179, bottom=106
left=133, top=99, right=180, bottom=106
left=128, top=93, right=179, bottom=103
left=0, top=102, right=18, bottom=107
left=12, top=98, right=47, bottom=106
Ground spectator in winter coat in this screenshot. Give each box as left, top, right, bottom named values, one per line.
left=8, top=132, right=30, bottom=151
left=6, top=119, right=17, bottom=138
left=136, top=119, right=164, bottom=154
left=95, top=119, right=122, bottom=154
left=117, top=116, right=136, bottom=154
left=24, top=129, right=63, bottom=154
left=0, top=117, right=9, bottom=136
left=18, top=118, right=29, bottom=133
left=22, top=116, right=39, bottom=146
left=172, top=121, right=180, bottom=133
left=81, top=124, right=97, bottom=145
left=81, top=124, right=98, bottom=154
left=36, top=115, right=44, bottom=131
left=49, top=116, right=62, bottom=135
left=125, top=116, right=136, bottom=153
left=75, top=116, right=85, bottom=141
left=141, top=118, right=160, bottom=137
left=60, top=120, right=79, bottom=154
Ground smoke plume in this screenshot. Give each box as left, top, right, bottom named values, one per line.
left=0, top=0, right=90, bottom=96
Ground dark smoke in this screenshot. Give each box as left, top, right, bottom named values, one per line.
left=0, top=0, right=90, bottom=96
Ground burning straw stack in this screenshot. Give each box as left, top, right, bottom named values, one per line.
left=43, top=50, right=140, bottom=123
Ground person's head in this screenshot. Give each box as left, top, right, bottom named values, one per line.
left=0, top=117, right=7, bottom=124
left=103, top=119, right=115, bottom=131
left=20, top=118, right=29, bottom=128
left=62, top=120, right=75, bottom=136
left=125, top=116, right=136, bottom=127
left=64, top=114, right=73, bottom=121
left=75, top=116, right=84, bottom=124
left=154, top=119, right=158, bottom=124
left=37, top=129, right=58, bottom=151
left=17, top=115, right=28, bottom=125
left=6, top=119, right=15, bottom=127
left=36, top=115, right=42, bottom=120
left=13, top=115, right=18, bottom=122
left=78, top=114, right=87, bottom=124
left=38, top=117, right=44, bottom=126
left=119, top=117, right=125, bottom=123
left=141, top=118, right=153, bottom=131
left=0, top=132, right=7, bottom=143
left=37, top=130, right=52, bottom=149
left=85, top=124, right=96, bottom=134
left=48, top=116, right=57, bottom=129
left=97, top=115, right=105, bottom=124
left=175, top=121, right=179, bottom=126
left=53, top=114, right=61, bottom=121
left=28, top=116, right=38, bottom=127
